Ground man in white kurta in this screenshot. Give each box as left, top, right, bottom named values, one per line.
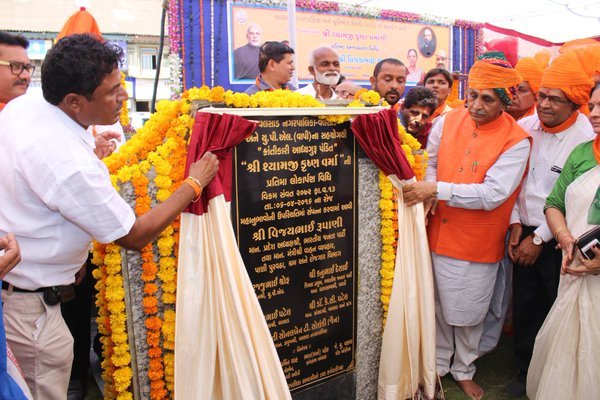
left=402, top=53, right=530, bottom=399
left=295, top=46, right=340, bottom=100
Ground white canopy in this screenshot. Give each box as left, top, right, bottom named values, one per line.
left=340, top=0, right=600, bottom=43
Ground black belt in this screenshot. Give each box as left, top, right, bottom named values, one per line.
left=1, top=281, right=45, bottom=293
left=1, top=281, right=75, bottom=304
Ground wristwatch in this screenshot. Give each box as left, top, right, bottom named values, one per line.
left=531, top=232, right=544, bottom=246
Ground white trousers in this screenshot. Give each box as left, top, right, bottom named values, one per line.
left=431, top=253, right=498, bottom=381
left=2, top=289, right=73, bottom=400
left=435, top=299, right=485, bottom=381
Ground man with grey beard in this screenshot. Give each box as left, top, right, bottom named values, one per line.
left=296, top=45, right=340, bottom=100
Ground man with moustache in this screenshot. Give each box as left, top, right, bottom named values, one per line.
left=296, top=45, right=340, bottom=100
left=402, top=52, right=530, bottom=400
left=0, top=31, right=36, bottom=400
left=370, top=58, right=407, bottom=107
left=506, top=50, right=594, bottom=398
left=244, top=41, right=296, bottom=94
left=399, top=86, right=437, bottom=147
left=0, top=34, right=219, bottom=399
left=0, top=32, right=34, bottom=110
left=233, top=23, right=262, bottom=80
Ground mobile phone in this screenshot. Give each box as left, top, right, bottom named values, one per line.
left=580, top=238, right=599, bottom=260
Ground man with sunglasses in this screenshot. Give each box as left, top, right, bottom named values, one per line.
left=0, top=32, right=34, bottom=110
left=506, top=50, right=594, bottom=397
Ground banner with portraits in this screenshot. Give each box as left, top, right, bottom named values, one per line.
left=228, top=4, right=451, bottom=85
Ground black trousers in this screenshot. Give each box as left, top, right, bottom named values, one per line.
left=61, top=257, right=94, bottom=381
left=512, top=225, right=562, bottom=375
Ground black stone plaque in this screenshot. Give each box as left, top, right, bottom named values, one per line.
left=233, top=115, right=357, bottom=392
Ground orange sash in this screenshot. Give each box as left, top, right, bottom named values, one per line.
left=540, top=111, right=579, bottom=134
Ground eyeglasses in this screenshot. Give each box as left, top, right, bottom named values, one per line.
left=335, top=90, right=355, bottom=99
left=0, top=60, right=35, bottom=76
left=536, top=92, right=570, bottom=106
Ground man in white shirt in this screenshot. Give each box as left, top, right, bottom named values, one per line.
left=296, top=46, right=340, bottom=100
left=0, top=34, right=219, bottom=399
left=506, top=52, right=595, bottom=398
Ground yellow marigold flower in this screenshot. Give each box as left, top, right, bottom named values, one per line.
left=156, top=189, right=171, bottom=203
left=163, top=293, right=176, bottom=304
left=92, top=268, right=103, bottom=280
left=157, top=236, right=175, bottom=256
left=112, top=353, right=132, bottom=367
left=382, top=261, right=395, bottom=271
left=209, top=86, right=225, bottom=102
left=107, top=301, right=126, bottom=314
left=116, top=392, right=133, bottom=400
left=113, top=366, right=133, bottom=391
left=379, top=199, right=393, bottom=211
left=381, top=286, right=392, bottom=296
left=112, top=332, right=129, bottom=344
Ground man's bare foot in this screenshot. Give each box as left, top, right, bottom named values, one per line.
left=456, top=379, right=484, bottom=400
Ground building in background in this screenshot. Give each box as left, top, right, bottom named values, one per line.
left=1, top=0, right=172, bottom=128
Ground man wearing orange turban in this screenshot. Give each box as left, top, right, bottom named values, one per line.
left=572, top=44, right=600, bottom=84
left=402, top=52, right=531, bottom=400
left=508, top=54, right=548, bottom=121
left=506, top=49, right=595, bottom=397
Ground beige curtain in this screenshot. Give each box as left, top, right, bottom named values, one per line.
left=175, top=195, right=291, bottom=400
left=378, top=175, right=438, bottom=400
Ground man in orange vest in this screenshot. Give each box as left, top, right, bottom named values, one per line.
left=402, top=52, right=531, bottom=400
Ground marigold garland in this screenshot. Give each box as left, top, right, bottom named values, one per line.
left=93, top=85, right=406, bottom=398
left=379, top=122, right=428, bottom=326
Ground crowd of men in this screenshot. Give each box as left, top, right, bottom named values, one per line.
left=239, top=38, right=598, bottom=400
left=1, top=28, right=598, bottom=400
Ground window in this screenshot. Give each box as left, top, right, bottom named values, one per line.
left=140, top=47, right=157, bottom=70
left=135, top=101, right=150, bottom=112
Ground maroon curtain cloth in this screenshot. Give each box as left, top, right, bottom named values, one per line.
left=351, top=108, right=415, bottom=180
left=184, top=112, right=258, bottom=215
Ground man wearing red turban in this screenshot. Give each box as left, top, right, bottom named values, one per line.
left=507, top=49, right=595, bottom=397
left=402, top=52, right=531, bottom=400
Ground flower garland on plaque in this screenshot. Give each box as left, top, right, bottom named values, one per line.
left=92, top=86, right=388, bottom=399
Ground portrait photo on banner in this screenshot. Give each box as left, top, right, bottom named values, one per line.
left=227, top=4, right=450, bottom=86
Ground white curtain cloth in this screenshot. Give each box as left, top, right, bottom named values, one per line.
left=378, top=175, right=438, bottom=400
left=175, top=194, right=291, bottom=400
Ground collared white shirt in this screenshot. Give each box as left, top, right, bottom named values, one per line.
left=510, top=112, right=594, bottom=241
left=426, top=114, right=531, bottom=211
left=295, top=83, right=337, bottom=100
left=0, top=92, right=136, bottom=289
